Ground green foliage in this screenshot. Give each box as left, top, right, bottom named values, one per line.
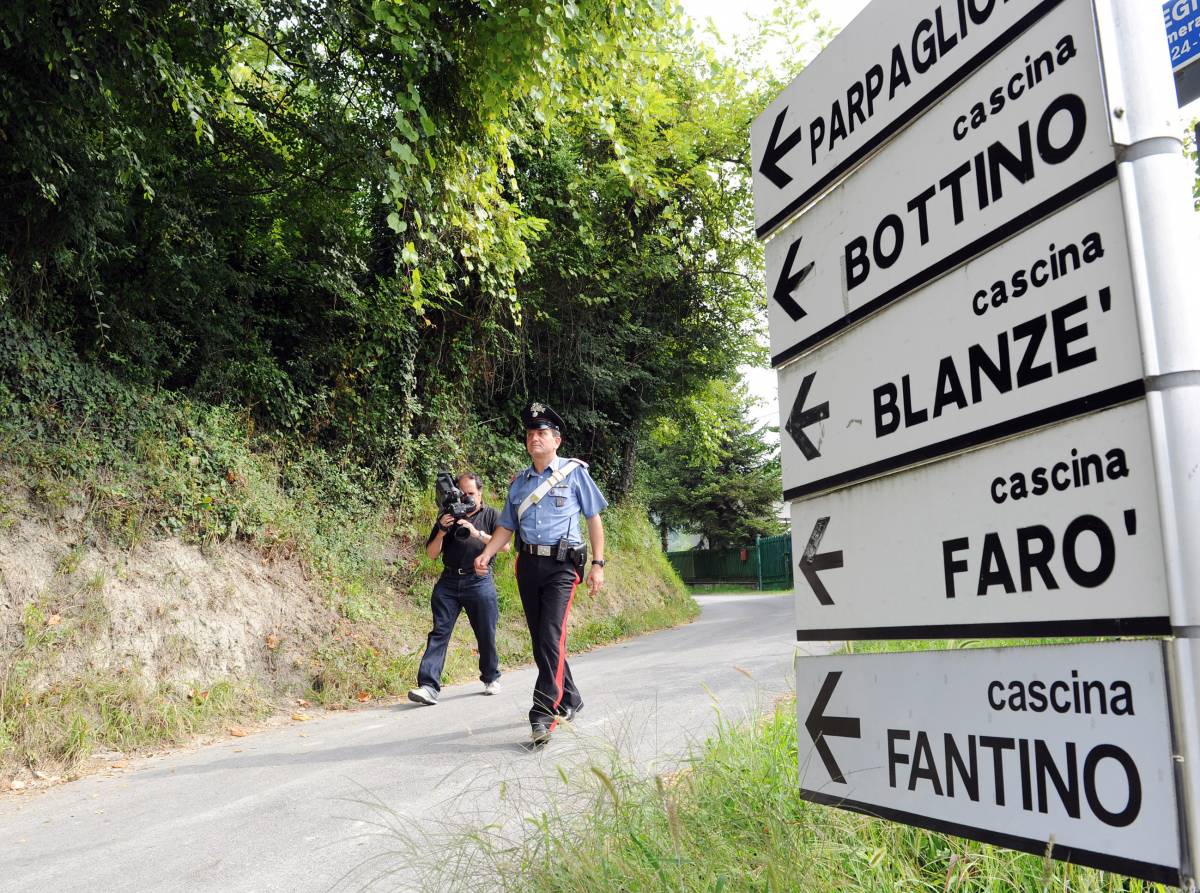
left=0, top=316, right=387, bottom=560
left=642, top=378, right=786, bottom=550
left=486, top=7, right=794, bottom=493
left=845, top=636, right=1110, bottom=655
left=0, top=0, right=825, bottom=503
left=1186, top=118, right=1199, bottom=210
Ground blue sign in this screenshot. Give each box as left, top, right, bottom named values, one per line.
left=1165, top=0, right=1200, bottom=72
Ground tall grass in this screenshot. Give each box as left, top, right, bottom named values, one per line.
left=488, top=703, right=1169, bottom=892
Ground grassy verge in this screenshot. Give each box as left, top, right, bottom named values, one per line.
left=490, top=702, right=1169, bottom=892
left=0, top=674, right=269, bottom=770
left=0, top=320, right=695, bottom=776
left=843, top=636, right=1114, bottom=654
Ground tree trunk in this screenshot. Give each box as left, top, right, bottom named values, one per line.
left=660, top=520, right=668, bottom=552
left=614, top=422, right=640, bottom=501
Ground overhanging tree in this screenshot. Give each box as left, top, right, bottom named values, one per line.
left=642, top=379, right=785, bottom=551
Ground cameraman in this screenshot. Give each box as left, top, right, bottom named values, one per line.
left=408, top=473, right=508, bottom=706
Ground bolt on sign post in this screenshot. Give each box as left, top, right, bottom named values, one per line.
left=752, top=0, right=1200, bottom=885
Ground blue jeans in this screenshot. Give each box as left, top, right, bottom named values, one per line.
left=417, top=571, right=500, bottom=693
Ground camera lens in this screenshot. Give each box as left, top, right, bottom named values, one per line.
left=452, top=523, right=472, bottom=541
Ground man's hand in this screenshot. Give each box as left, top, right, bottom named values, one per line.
left=438, top=513, right=456, bottom=531
left=474, top=526, right=513, bottom=575
left=586, top=563, right=604, bottom=596
left=456, top=519, right=480, bottom=539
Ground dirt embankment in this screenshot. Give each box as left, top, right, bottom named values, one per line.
left=0, top=504, right=332, bottom=692
left=0, top=477, right=345, bottom=789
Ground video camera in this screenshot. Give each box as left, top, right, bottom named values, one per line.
left=435, top=471, right=477, bottom=540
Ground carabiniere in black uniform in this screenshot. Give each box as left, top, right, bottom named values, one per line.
left=492, top=402, right=608, bottom=743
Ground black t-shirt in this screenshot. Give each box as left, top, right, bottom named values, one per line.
left=426, top=505, right=500, bottom=573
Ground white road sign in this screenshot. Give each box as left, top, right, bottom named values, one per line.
left=796, top=642, right=1182, bottom=885
left=777, top=181, right=1143, bottom=501
left=791, top=401, right=1169, bottom=640
left=765, top=0, right=1115, bottom=368
left=751, top=0, right=1062, bottom=239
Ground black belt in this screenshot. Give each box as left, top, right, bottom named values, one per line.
left=443, top=567, right=486, bottom=576
left=520, top=543, right=581, bottom=556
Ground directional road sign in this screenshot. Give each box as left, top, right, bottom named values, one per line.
left=796, top=642, right=1182, bottom=885
left=790, top=401, right=1169, bottom=640
left=1165, top=0, right=1200, bottom=103
left=1165, top=0, right=1200, bottom=71
left=776, top=181, right=1143, bottom=501
left=750, top=0, right=1064, bottom=239
left=765, top=0, right=1116, bottom=367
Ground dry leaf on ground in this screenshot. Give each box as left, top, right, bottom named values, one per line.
left=291, top=713, right=310, bottom=722
left=229, top=727, right=247, bottom=737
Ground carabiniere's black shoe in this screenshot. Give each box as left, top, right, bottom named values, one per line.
left=530, top=718, right=553, bottom=745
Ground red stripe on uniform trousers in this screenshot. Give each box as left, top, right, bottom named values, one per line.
left=548, top=570, right=581, bottom=733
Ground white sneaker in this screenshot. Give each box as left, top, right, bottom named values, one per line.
left=482, top=680, right=501, bottom=696
left=407, top=685, right=438, bottom=706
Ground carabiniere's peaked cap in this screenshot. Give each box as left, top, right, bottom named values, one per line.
left=522, top=401, right=564, bottom=433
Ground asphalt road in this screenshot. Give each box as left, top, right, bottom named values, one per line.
left=0, top=593, right=834, bottom=892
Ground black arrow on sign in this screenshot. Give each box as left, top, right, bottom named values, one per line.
left=805, top=671, right=860, bottom=784
left=800, top=516, right=843, bottom=606
left=773, top=237, right=815, bottom=321
left=759, top=106, right=804, bottom=189
left=785, top=371, right=828, bottom=460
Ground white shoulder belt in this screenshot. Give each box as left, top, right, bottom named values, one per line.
left=516, top=459, right=585, bottom=520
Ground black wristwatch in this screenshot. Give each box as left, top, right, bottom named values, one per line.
left=591, top=559, right=606, bottom=567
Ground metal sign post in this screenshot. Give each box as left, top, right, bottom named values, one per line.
left=1095, top=0, right=1200, bottom=883
left=1164, top=0, right=1200, bottom=104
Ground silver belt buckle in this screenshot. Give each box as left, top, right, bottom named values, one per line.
left=536, top=544, right=552, bottom=556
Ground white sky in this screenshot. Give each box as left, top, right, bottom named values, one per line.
left=683, top=0, right=868, bottom=32
left=678, top=0, right=1199, bottom=443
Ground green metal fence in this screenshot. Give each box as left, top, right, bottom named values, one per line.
left=667, top=533, right=793, bottom=590
left=756, top=533, right=793, bottom=589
